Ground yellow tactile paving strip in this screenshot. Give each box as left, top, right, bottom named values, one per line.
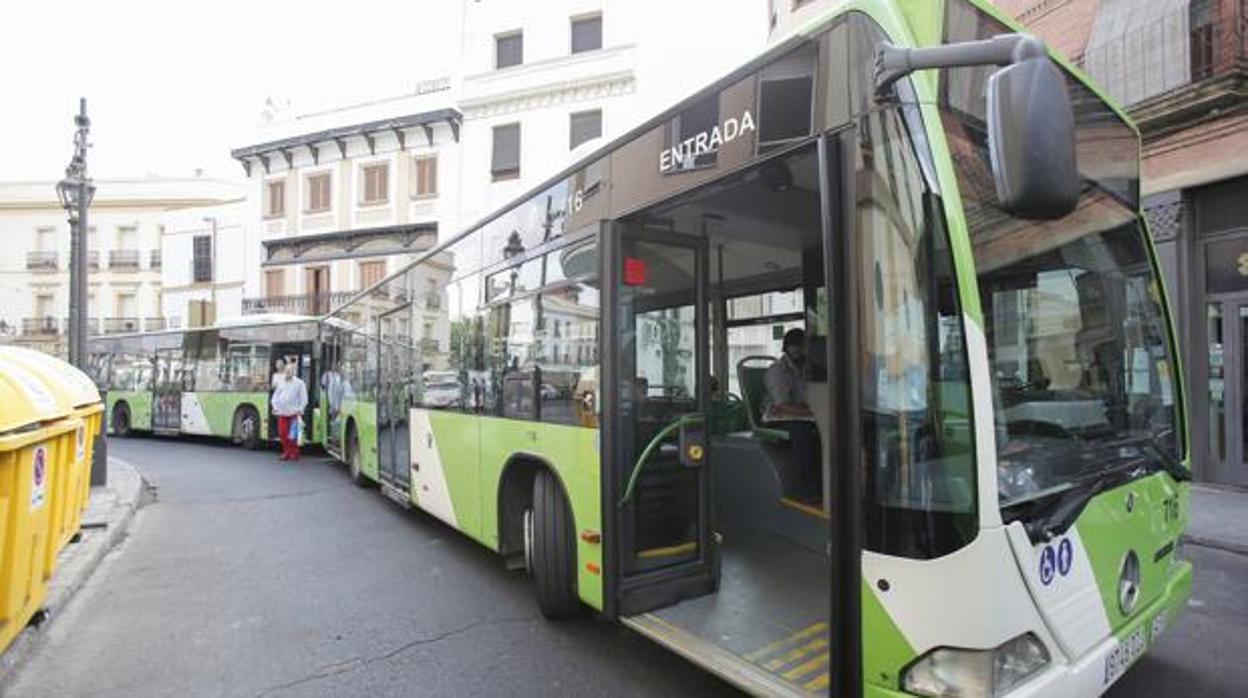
left=743, top=620, right=831, bottom=694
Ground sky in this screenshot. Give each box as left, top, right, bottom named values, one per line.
left=1, top=0, right=766, bottom=184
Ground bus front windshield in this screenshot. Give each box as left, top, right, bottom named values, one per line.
left=940, top=1, right=1181, bottom=509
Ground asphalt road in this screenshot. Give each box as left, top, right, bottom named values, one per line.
left=6, top=437, right=1244, bottom=697
left=4, top=438, right=737, bottom=697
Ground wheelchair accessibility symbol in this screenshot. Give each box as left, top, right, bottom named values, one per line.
left=1040, top=537, right=1075, bottom=586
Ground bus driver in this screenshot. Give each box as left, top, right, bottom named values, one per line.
left=763, top=328, right=821, bottom=504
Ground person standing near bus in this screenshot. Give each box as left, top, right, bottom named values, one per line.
left=272, top=358, right=308, bottom=461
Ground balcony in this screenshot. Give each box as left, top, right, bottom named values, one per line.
left=144, top=317, right=167, bottom=332
left=26, top=251, right=58, bottom=270
left=1079, top=1, right=1247, bottom=139
left=109, top=249, right=141, bottom=271
left=149, top=249, right=162, bottom=269
left=242, top=291, right=357, bottom=316
left=103, top=317, right=141, bottom=334
left=61, top=317, right=102, bottom=336
left=22, top=317, right=60, bottom=335
left=88, top=250, right=99, bottom=269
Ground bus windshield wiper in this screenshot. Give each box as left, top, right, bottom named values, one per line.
left=1020, top=460, right=1142, bottom=544
left=1096, top=431, right=1190, bottom=483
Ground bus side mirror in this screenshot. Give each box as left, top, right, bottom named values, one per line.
left=986, top=57, right=1080, bottom=220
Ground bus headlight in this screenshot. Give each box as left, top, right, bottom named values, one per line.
left=901, top=633, right=1050, bottom=696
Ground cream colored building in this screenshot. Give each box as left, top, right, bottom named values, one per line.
left=230, top=88, right=461, bottom=318
left=0, top=178, right=244, bottom=356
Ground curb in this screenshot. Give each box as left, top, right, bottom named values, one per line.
left=0, top=456, right=145, bottom=687
left=1182, top=533, right=1248, bottom=557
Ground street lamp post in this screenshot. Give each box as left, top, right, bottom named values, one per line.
left=56, top=98, right=95, bottom=367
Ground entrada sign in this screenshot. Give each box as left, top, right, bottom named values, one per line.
left=659, top=110, right=756, bottom=173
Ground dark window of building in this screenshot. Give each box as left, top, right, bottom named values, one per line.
left=496, top=31, right=523, bottom=69
left=1190, top=0, right=1216, bottom=80
left=571, top=15, right=602, bottom=54
left=192, top=235, right=213, bottom=283
left=492, top=123, right=521, bottom=181
left=569, top=109, right=603, bottom=149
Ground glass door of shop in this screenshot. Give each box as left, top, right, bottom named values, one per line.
left=1204, top=297, right=1248, bottom=487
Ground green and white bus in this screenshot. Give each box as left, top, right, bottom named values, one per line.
left=320, top=1, right=1191, bottom=694
left=88, top=314, right=325, bottom=449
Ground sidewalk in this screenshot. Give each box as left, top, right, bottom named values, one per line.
left=0, top=457, right=144, bottom=683
left=1186, top=483, right=1248, bottom=556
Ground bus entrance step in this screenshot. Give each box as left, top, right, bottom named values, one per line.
left=380, top=481, right=411, bottom=509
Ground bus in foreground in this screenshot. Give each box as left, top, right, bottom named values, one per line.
left=88, top=314, right=323, bottom=449
left=320, top=1, right=1191, bottom=694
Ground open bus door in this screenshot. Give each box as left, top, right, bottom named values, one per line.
left=152, top=348, right=183, bottom=432
left=375, top=306, right=413, bottom=503
left=605, top=224, right=718, bottom=615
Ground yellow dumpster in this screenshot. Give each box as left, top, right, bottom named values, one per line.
left=0, top=358, right=80, bottom=654
left=0, top=348, right=103, bottom=553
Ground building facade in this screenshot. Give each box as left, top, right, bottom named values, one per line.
left=455, top=0, right=640, bottom=228
left=0, top=178, right=243, bottom=355
left=996, top=0, right=1248, bottom=486
left=159, top=196, right=252, bottom=328
left=230, top=90, right=461, bottom=319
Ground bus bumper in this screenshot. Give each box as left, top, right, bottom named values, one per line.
left=866, top=560, right=1192, bottom=698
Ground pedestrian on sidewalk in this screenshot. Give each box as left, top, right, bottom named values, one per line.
left=272, top=357, right=308, bottom=462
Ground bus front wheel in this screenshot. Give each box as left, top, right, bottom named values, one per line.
left=234, top=407, right=261, bottom=450
left=530, top=469, right=581, bottom=619
left=112, top=403, right=131, bottom=437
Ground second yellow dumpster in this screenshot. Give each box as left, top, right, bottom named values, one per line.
left=0, top=347, right=103, bottom=554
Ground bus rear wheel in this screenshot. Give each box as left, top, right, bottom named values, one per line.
left=112, top=403, right=131, bottom=437
left=234, top=407, right=261, bottom=450
left=529, top=469, right=581, bottom=619
left=347, top=426, right=367, bottom=487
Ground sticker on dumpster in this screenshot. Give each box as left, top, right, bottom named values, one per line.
left=31, top=445, right=47, bottom=511
left=76, top=425, right=86, bottom=462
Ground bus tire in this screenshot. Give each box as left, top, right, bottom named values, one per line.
left=530, top=469, right=581, bottom=619
left=112, top=403, right=131, bottom=437
left=234, top=406, right=262, bottom=450
left=347, top=425, right=367, bottom=487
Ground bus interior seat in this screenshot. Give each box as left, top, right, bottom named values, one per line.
left=736, top=356, right=790, bottom=445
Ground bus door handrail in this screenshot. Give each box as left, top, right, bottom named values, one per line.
left=619, top=413, right=705, bottom=506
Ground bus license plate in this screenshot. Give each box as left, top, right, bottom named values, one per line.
left=1102, top=625, right=1148, bottom=687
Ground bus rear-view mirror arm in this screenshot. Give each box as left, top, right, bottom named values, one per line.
left=875, top=34, right=1081, bottom=221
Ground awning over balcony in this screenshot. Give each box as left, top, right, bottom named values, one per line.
left=261, top=222, right=438, bottom=266
left=1084, top=0, right=1192, bottom=106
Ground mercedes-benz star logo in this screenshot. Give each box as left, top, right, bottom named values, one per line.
left=1118, top=550, right=1141, bottom=616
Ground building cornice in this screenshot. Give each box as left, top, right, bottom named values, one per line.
left=231, top=108, right=463, bottom=177
left=460, top=70, right=636, bottom=120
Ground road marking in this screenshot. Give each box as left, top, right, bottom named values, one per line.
left=743, top=621, right=828, bottom=661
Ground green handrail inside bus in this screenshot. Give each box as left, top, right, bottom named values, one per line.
left=619, top=413, right=705, bottom=506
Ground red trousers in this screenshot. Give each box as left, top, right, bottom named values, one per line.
left=277, top=415, right=300, bottom=460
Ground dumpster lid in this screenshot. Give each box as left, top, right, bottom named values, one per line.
left=0, top=347, right=101, bottom=409
left=0, top=357, right=73, bottom=433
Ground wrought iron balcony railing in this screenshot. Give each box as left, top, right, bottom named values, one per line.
left=242, top=291, right=357, bottom=316
left=22, top=317, right=60, bottom=335
left=26, top=251, right=58, bottom=270
left=109, top=249, right=141, bottom=270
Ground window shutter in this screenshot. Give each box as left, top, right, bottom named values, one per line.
left=492, top=124, right=521, bottom=179
left=569, top=110, right=602, bottom=149
left=571, top=16, right=602, bottom=54
left=496, top=32, right=523, bottom=68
